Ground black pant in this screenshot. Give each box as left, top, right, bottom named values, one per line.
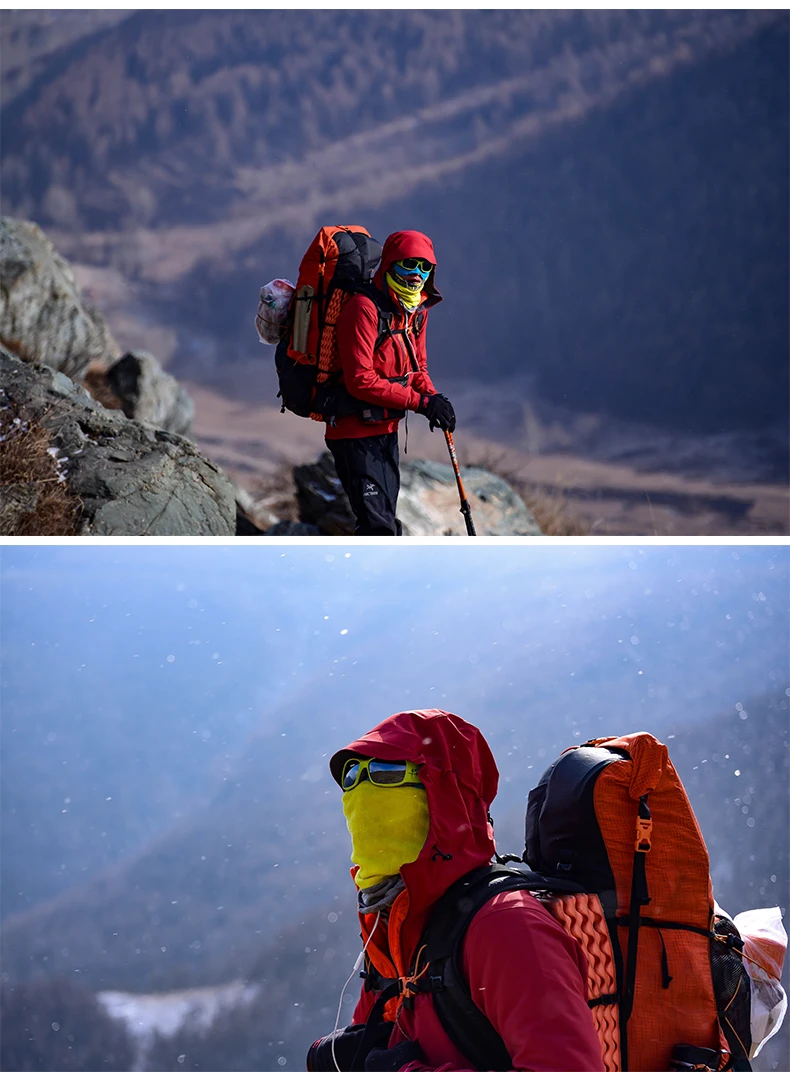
left=327, top=433, right=403, bottom=536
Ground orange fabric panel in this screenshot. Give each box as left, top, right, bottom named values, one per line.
left=316, top=288, right=345, bottom=377
left=589, top=733, right=720, bottom=1071
left=549, top=893, right=621, bottom=1072
left=360, top=889, right=413, bottom=1023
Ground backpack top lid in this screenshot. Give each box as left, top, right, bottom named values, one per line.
left=525, top=744, right=625, bottom=893
left=525, top=733, right=713, bottom=923
left=296, top=225, right=382, bottom=292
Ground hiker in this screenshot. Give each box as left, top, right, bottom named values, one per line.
left=306, top=709, right=604, bottom=1072
left=327, top=231, right=456, bottom=536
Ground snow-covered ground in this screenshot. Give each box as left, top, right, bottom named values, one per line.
left=98, top=981, right=260, bottom=1070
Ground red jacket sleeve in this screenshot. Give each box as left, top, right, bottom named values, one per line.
left=337, top=297, right=425, bottom=411
left=405, top=890, right=604, bottom=1072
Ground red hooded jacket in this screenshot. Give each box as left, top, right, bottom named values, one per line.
left=326, top=231, right=441, bottom=441
left=326, top=711, right=604, bottom=1072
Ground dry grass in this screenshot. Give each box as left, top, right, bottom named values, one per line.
left=520, top=486, right=591, bottom=536
left=0, top=412, right=82, bottom=535
left=464, top=446, right=590, bottom=536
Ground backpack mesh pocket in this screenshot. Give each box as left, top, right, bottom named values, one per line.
left=711, top=915, right=752, bottom=1062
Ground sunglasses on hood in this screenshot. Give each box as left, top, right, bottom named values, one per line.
left=341, top=757, right=424, bottom=791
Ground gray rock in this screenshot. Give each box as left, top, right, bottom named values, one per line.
left=236, top=505, right=266, bottom=534
left=105, top=351, right=194, bottom=436
left=0, top=217, right=120, bottom=380
left=264, top=520, right=321, bottom=536
left=401, top=459, right=543, bottom=535
left=294, top=453, right=356, bottom=535
left=294, top=452, right=542, bottom=536
left=0, top=346, right=235, bottom=535
left=234, top=483, right=283, bottom=534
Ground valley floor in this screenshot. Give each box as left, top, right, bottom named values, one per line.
left=186, top=384, right=789, bottom=537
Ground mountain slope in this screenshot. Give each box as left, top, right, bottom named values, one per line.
left=1, top=10, right=787, bottom=439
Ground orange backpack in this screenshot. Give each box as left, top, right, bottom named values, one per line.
left=385, top=733, right=762, bottom=1072
left=521, top=733, right=750, bottom=1072
left=274, top=225, right=382, bottom=421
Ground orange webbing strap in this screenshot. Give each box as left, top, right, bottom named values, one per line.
left=316, top=288, right=346, bottom=383
left=398, top=943, right=430, bottom=1002
left=549, top=894, right=622, bottom=1072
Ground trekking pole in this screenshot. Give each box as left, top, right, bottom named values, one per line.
left=444, top=430, right=477, bottom=536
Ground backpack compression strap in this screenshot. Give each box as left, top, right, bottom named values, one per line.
left=618, top=793, right=652, bottom=1071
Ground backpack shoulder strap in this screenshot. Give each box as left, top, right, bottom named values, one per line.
left=414, top=864, right=573, bottom=1072
left=355, top=281, right=425, bottom=354
left=356, top=283, right=398, bottom=353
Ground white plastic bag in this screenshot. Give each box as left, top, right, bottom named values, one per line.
left=255, top=278, right=295, bottom=345
left=732, top=906, right=788, bottom=1058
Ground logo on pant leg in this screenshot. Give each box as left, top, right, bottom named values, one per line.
left=363, top=482, right=379, bottom=498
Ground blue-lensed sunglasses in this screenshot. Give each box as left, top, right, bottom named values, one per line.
left=392, top=258, right=433, bottom=281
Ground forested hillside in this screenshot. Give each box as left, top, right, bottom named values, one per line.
left=1, top=10, right=786, bottom=441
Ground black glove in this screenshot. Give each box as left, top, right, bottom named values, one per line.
left=307, top=1020, right=394, bottom=1072
left=307, top=1024, right=366, bottom=1071
left=364, top=1039, right=425, bottom=1072
left=419, top=393, right=456, bottom=433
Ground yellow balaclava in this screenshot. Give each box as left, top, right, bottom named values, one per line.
left=342, top=778, right=430, bottom=889
left=385, top=271, right=425, bottom=312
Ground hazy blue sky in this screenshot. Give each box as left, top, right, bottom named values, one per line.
left=3, top=543, right=786, bottom=781
left=3, top=544, right=786, bottom=739
left=2, top=543, right=787, bottom=917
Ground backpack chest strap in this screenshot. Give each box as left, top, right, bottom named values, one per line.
left=374, top=308, right=425, bottom=359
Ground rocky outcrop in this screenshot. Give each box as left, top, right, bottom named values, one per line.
left=0, top=347, right=235, bottom=535
left=0, top=217, right=195, bottom=434
left=294, top=452, right=541, bottom=536
left=293, top=454, right=352, bottom=535
left=105, top=350, right=194, bottom=436
left=265, top=520, right=321, bottom=536
left=0, top=217, right=120, bottom=379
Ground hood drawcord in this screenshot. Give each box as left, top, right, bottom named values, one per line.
left=398, top=943, right=430, bottom=1005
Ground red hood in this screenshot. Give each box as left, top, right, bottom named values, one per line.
left=374, top=230, right=442, bottom=307
left=330, top=709, right=498, bottom=957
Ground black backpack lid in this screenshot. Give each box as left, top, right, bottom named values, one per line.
left=332, top=230, right=382, bottom=285
left=524, top=746, right=627, bottom=892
